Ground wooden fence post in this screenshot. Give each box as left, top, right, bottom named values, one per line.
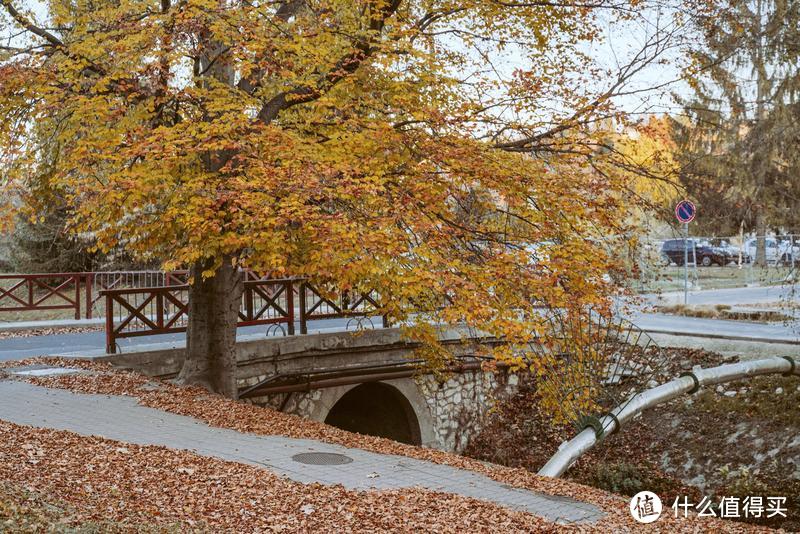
left=85, top=273, right=93, bottom=319
left=299, top=281, right=308, bottom=335
left=286, top=280, right=295, bottom=336
left=74, top=274, right=81, bottom=320
left=105, top=292, right=116, bottom=354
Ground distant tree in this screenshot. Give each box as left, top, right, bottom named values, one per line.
left=612, top=116, right=682, bottom=223
left=9, top=207, right=95, bottom=273
left=5, top=129, right=136, bottom=273
left=0, top=0, right=671, bottom=411
left=669, top=116, right=747, bottom=236
left=675, top=0, right=800, bottom=262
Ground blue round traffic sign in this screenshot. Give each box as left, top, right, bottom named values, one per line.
left=675, top=200, right=696, bottom=223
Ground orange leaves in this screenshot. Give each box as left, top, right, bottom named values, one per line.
left=1, top=0, right=650, bottom=417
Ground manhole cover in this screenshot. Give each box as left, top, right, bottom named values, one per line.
left=292, top=452, right=353, bottom=465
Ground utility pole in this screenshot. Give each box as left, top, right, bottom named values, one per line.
left=675, top=200, right=697, bottom=305
left=684, top=223, right=689, bottom=305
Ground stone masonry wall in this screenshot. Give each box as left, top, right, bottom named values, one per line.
left=245, top=370, right=519, bottom=453
left=417, top=371, right=519, bottom=452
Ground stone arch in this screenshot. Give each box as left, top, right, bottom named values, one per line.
left=324, top=382, right=421, bottom=445
left=305, top=378, right=438, bottom=448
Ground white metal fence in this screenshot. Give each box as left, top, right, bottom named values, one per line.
left=634, top=234, right=799, bottom=293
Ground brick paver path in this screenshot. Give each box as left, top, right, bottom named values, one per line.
left=0, top=378, right=603, bottom=524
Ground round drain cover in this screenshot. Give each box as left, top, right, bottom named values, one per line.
left=292, top=452, right=353, bottom=465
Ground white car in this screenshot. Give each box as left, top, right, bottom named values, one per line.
left=744, top=237, right=799, bottom=265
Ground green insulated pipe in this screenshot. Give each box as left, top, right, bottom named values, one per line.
left=538, top=356, right=798, bottom=478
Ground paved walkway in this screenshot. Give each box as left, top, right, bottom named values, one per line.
left=630, top=311, right=799, bottom=344
left=0, top=317, right=106, bottom=332
left=0, top=377, right=603, bottom=524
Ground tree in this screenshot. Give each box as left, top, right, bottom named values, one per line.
left=675, top=0, right=800, bottom=262
left=610, top=116, right=682, bottom=223
left=6, top=129, right=103, bottom=273
left=1, top=0, right=666, bottom=405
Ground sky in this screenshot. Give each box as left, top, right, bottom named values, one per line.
left=592, top=5, right=693, bottom=116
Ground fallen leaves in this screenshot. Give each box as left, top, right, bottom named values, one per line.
left=0, top=357, right=775, bottom=532
left=0, top=327, right=103, bottom=340
left=0, top=421, right=562, bottom=532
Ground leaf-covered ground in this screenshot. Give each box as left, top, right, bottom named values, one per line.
left=0, top=357, right=773, bottom=532
left=0, top=326, right=103, bottom=340
left=465, top=347, right=800, bottom=531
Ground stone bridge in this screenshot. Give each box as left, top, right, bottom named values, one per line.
left=99, top=327, right=520, bottom=452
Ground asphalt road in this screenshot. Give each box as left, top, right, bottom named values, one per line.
left=629, top=312, right=799, bottom=343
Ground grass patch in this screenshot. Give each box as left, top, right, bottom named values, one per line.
left=582, top=461, right=699, bottom=504
left=692, top=374, right=800, bottom=427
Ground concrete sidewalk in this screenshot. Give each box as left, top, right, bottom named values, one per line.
left=0, top=376, right=604, bottom=524
left=630, top=312, right=800, bottom=344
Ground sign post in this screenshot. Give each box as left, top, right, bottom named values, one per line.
left=675, top=200, right=696, bottom=305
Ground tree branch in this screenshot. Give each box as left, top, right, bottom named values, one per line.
left=255, top=0, right=402, bottom=125
left=237, top=0, right=307, bottom=94
left=0, top=0, right=64, bottom=48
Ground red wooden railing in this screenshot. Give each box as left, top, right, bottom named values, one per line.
left=298, top=281, right=387, bottom=334
left=101, top=278, right=385, bottom=353
left=0, top=271, right=192, bottom=321
left=0, top=273, right=85, bottom=320
left=103, top=285, right=191, bottom=349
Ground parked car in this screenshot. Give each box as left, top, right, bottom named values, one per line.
left=660, top=238, right=731, bottom=267
left=744, top=237, right=799, bottom=265
left=710, top=239, right=750, bottom=264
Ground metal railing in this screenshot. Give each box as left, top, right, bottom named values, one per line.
left=634, top=233, right=800, bottom=294
left=88, top=271, right=189, bottom=316
left=102, top=278, right=387, bottom=353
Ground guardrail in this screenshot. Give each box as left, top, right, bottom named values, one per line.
left=0, top=273, right=86, bottom=320
left=102, top=279, right=387, bottom=353
left=0, top=271, right=192, bottom=321
left=635, top=234, right=800, bottom=294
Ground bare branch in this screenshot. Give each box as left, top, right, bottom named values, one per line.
left=0, top=0, right=64, bottom=48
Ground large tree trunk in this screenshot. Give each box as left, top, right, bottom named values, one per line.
left=177, top=27, right=242, bottom=397
left=177, top=256, right=243, bottom=398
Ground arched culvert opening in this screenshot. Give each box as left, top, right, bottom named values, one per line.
left=324, top=382, right=422, bottom=445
